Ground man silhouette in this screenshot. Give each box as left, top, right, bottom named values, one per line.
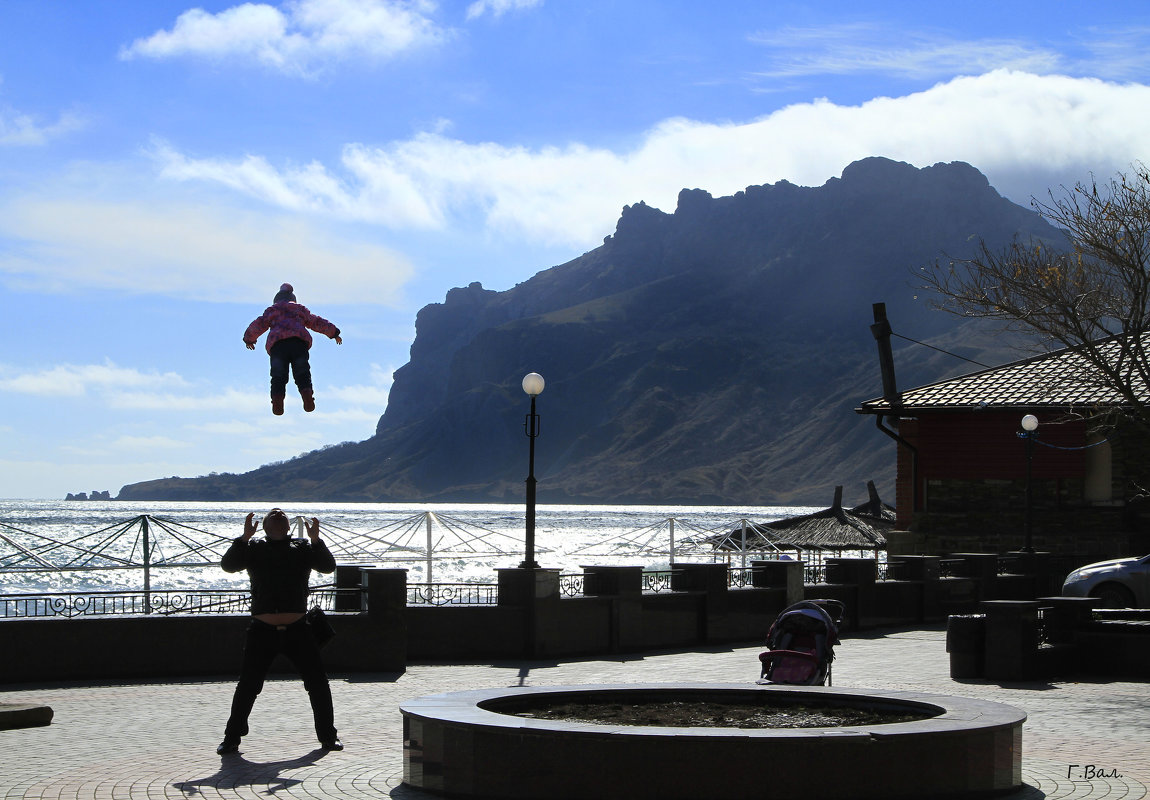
left=217, top=508, right=341, bottom=754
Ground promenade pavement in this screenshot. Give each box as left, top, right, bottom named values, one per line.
left=2, top=623, right=1147, bottom=799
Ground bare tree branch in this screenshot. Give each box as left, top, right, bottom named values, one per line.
left=921, top=164, right=1150, bottom=429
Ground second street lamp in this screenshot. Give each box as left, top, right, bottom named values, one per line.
left=1021, top=414, right=1038, bottom=553
left=520, top=372, right=545, bottom=569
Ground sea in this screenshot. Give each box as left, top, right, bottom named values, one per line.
left=0, top=500, right=821, bottom=596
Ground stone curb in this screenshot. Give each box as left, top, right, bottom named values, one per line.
left=0, top=702, right=53, bottom=730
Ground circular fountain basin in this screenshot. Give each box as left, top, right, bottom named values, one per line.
left=401, top=683, right=1025, bottom=800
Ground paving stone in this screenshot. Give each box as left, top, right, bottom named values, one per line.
left=0, top=623, right=1145, bottom=799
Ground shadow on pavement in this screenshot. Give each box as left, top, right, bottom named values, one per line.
left=172, top=749, right=329, bottom=795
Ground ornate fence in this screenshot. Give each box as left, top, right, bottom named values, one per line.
left=1, top=589, right=251, bottom=618
left=558, top=573, right=584, bottom=597
left=407, top=583, right=499, bottom=606
left=0, top=586, right=365, bottom=618
left=2, top=560, right=920, bottom=617
left=643, top=570, right=678, bottom=593
left=727, top=567, right=755, bottom=588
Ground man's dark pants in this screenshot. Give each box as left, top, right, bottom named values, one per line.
left=269, top=337, right=312, bottom=397
left=223, top=618, right=336, bottom=744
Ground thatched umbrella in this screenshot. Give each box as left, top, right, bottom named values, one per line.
left=757, top=486, right=887, bottom=551
left=849, top=480, right=895, bottom=529
left=701, top=486, right=887, bottom=566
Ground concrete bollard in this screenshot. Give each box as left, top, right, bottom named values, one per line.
left=981, top=600, right=1040, bottom=680
left=946, top=614, right=986, bottom=679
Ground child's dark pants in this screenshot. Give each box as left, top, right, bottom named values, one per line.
left=269, top=337, right=312, bottom=397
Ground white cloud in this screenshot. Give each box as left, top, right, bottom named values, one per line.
left=243, top=431, right=328, bottom=461
left=0, top=360, right=386, bottom=419
left=0, top=101, right=85, bottom=146
left=310, top=407, right=381, bottom=425
left=466, top=0, right=542, bottom=21
left=0, top=356, right=387, bottom=498
left=325, top=361, right=393, bottom=406
left=207, top=406, right=373, bottom=437
left=106, top=387, right=268, bottom=413
left=103, top=435, right=192, bottom=452
left=745, top=23, right=1150, bottom=83
left=151, top=139, right=443, bottom=229
left=120, top=0, right=449, bottom=75
left=184, top=405, right=378, bottom=433
left=155, top=132, right=651, bottom=246
left=1080, top=26, right=1150, bottom=80
left=0, top=361, right=189, bottom=398
left=147, top=71, right=1150, bottom=250
left=0, top=192, right=413, bottom=305
left=188, top=420, right=265, bottom=436
left=114, top=435, right=187, bottom=450
left=748, top=24, right=1062, bottom=80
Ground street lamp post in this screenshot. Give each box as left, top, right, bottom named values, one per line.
left=1021, top=414, right=1038, bottom=553
left=520, top=372, right=545, bottom=569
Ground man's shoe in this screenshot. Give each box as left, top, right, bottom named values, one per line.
left=217, top=740, right=240, bottom=755
left=271, top=395, right=285, bottom=416
left=321, top=738, right=343, bottom=751
left=301, top=390, right=315, bottom=413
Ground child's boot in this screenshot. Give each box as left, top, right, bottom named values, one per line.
left=271, top=395, right=285, bottom=416
left=301, top=389, right=315, bottom=412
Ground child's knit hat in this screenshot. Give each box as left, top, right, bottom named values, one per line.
left=274, top=283, right=296, bottom=303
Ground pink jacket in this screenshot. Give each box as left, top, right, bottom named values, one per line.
left=244, top=301, right=340, bottom=354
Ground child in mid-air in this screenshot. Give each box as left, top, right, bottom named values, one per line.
left=244, top=283, right=342, bottom=416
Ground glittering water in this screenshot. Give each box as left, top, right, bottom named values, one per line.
left=0, top=500, right=821, bottom=594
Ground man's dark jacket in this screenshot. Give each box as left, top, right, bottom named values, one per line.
left=222, top=537, right=335, bottom=615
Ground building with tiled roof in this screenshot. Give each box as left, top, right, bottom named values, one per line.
left=856, top=314, right=1149, bottom=559
left=859, top=334, right=1146, bottom=414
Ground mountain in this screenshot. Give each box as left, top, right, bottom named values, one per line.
left=117, top=157, right=1060, bottom=505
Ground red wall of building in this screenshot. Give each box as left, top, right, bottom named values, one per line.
left=892, top=411, right=1086, bottom=527
left=917, top=411, right=1085, bottom=480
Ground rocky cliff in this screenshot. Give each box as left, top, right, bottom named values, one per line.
left=118, top=157, right=1059, bottom=504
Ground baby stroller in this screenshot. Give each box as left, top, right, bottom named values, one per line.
left=757, top=599, right=843, bottom=686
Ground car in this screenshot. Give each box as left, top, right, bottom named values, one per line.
left=1061, top=554, right=1150, bottom=608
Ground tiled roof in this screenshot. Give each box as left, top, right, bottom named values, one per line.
left=857, top=334, right=1149, bottom=413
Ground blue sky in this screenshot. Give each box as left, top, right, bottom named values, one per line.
left=3, top=0, right=1150, bottom=499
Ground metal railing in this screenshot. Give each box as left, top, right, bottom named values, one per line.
left=0, top=586, right=367, bottom=618
left=642, top=570, right=678, bottom=593
left=1037, top=605, right=1051, bottom=645
left=997, top=555, right=1021, bottom=575
left=727, top=567, right=755, bottom=589
left=307, top=586, right=361, bottom=611
left=406, top=583, right=498, bottom=606
left=804, top=564, right=827, bottom=584
left=558, top=573, right=584, bottom=597
left=1, top=589, right=251, bottom=618
left=6, top=559, right=923, bottom=616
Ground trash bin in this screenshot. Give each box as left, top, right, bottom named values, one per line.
left=946, top=614, right=986, bottom=679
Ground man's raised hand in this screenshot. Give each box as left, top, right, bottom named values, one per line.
left=243, top=512, right=259, bottom=541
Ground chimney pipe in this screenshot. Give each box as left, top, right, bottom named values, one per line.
left=870, top=302, right=901, bottom=409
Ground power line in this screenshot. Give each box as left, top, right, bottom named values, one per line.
left=892, top=331, right=993, bottom=367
